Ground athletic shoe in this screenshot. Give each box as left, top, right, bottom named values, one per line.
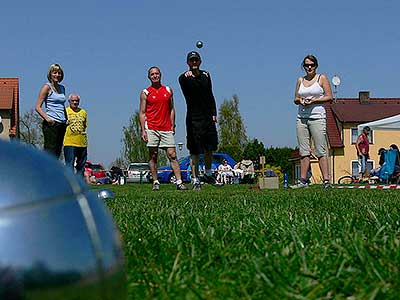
left=177, top=183, right=188, bottom=190
left=152, top=182, right=160, bottom=191
left=323, top=181, right=333, bottom=189
left=289, top=181, right=309, bottom=189
left=192, top=182, right=201, bottom=191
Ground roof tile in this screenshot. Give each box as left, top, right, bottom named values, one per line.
left=0, top=87, right=13, bottom=109
left=325, top=102, right=343, bottom=147
left=331, top=98, right=400, bottom=122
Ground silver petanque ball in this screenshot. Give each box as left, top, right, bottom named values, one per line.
left=0, top=140, right=126, bottom=300
left=196, top=40, right=203, bottom=48
left=98, top=188, right=115, bottom=201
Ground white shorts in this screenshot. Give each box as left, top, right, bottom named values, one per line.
left=146, top=129, right=176, bottom=148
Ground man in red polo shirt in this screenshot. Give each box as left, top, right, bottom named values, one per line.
left=139, top=66, right=187, bottom=191
left=356, top=126, right=371, bottom=179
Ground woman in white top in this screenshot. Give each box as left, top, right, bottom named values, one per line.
left=291, top=55, right=333, bottom=188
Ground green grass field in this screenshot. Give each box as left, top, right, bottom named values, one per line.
left=104, top=183, right=400, bottom=300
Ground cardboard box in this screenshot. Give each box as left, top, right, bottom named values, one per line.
left=259, top=177, right=279, bottom=189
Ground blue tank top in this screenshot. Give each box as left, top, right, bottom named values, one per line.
left=45, top=83, right=66, bottom=123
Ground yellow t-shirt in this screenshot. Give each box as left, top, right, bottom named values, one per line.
left=64, top=107, right=88, bottom=147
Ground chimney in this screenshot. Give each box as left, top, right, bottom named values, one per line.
left=359, top=91, right=370, bottom=104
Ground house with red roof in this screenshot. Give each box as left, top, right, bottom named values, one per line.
left=0, top=78, right=19, bottom=140
left=293, top=91, right=400, bottom=183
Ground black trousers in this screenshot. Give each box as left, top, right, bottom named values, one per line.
left=186, top=119, right=218, bottom=155
left=42, top=121, right=67, bottom=158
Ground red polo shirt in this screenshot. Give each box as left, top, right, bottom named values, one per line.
left=145, top=85, right=172, bottom=131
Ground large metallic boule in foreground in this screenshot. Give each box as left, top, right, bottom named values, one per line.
left=0, top=140, right=126, bottom=300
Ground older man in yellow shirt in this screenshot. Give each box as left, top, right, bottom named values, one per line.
left=63, top=94, right=88, bottom=177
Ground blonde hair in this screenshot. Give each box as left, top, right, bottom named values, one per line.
left=47, top=63, right=64, bottom=83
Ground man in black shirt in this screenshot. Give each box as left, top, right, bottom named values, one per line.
left=179, top=51, right=219, bottom=190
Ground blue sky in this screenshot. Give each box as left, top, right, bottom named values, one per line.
left=1, top=0, right=400, bottom=167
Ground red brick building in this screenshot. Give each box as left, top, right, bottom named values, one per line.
left=0, top=78, right=19, bottom=140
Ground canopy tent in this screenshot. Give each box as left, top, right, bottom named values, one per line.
left=357, top=114, right=400, bottom=134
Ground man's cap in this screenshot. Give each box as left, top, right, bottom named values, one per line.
left=187, top=51, right=201, bottom=61
left=363, top=126, right=371, bottom=131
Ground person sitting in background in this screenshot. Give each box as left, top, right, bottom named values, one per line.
left=233, top=161, right=244, bottom=182
left=84, top=167, right=97, bottom=185
left=217, top=159, right=234, bottom=184
left=110, top=166, right=124, bottom=184
left=239, top=159, right=256, bottom=183
left=369, top=148, right=386, bottom=178
left=389, top=144, right=400, bottom=173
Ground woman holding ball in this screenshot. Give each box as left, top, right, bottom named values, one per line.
left=291, top=55, right=333, bottom=189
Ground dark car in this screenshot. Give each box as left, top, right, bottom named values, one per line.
left=157, top=153, right=236, bottom=183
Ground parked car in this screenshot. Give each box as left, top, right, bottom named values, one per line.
left=126, top=162, right=151, bottom=183
left=157, top=153, right=236, bottom=183
left=85, top=161, right=111, bottom=184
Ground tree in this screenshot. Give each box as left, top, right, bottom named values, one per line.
left=264, top=146, right=295, bottom=180
left=242, top=140, right=295, bottom=179
left=242, top=138, right=266, bottom=170
left=117, top=111, right=167, bottom=167
left=217, top=95, right=247, bottom=161
left=108, top=157, right=126, bottom=169
left=119, top=111, right=148, bottom=166
left=19, top=109, right=43, bottom=148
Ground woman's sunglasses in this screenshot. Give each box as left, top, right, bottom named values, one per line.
left=304, top=63, right=316, bottom=68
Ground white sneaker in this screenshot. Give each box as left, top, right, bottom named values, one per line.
left=323, top=180, right=333, bottom=189
left=152, top=181, right=160, bottom=191
left=289, top=181, right=309, bottom=189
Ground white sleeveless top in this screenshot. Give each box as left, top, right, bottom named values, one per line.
left=297, top=75, right=326, bottom=119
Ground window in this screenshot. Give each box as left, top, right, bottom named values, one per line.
left=351, top=128, right=373, bottom=144
left=351, top=160, right=374, bottom=176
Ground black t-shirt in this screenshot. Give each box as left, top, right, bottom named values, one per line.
left=178, top=70, right=217, bottom=122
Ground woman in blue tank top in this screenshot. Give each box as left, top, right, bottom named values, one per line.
left=35, top=63, right=67, bottom=158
